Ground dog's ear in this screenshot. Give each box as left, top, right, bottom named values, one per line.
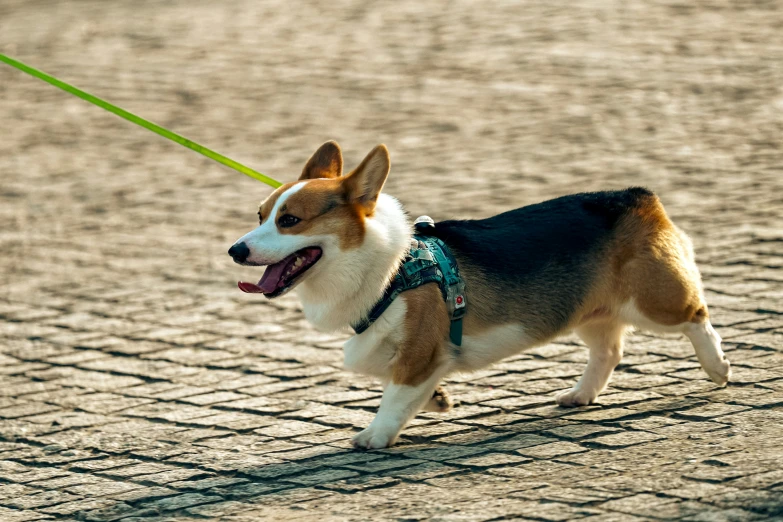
left=342, top=144, right=390, bottom=212
left=300, top=141, right=343, bottom=180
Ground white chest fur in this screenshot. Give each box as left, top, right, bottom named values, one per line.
left=342, top=298, right=407, bottom=379
left=296, top=193, right=411, bottom=332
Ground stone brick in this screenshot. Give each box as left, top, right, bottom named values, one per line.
left=545, top=424, right=622, bottom=440
left=210, top=482, right=290, bottom=499
left=0, top=402, right=61, bottom=419
left=66, top=480, right=145, bottom=497
left=0, top=463, right=69, bottom=484
left=282, top=468, right=359, bottom=486
left=3, top=490, right=83, bottom=509
left=254, top=420, right=331, bottom=438
left=130, top=468, right=215, bottom=485
left=38, top=498, right=117, bottom=516
left=321, top=475, right=401, bottom=493
left=98, top=462, right=174, bottom=478
left=674, top=403, right=751, bottom=419
left=178, top=391, right=250, bottom=405
left=0, top=483, right=39, bottom=500
left=26, top=473, right=102, bottom=489
left=169, top=476, right=248, bottom=490
left=140, top=492, right=221, bottom=512
left=564, top=408, right=641, bottom=422
left=516, top=441, right=587, bottom=459
left=587, top=431, right=664, bottom=448
left=0, top=506, right=54, bottom=521
left=599, top=493, right=678, bottom=516
left=185, top=500, right=254, bottom=518
left=344, top=457, right=427, bottom=473
left=447, top=452, right=531, bottom=468
left=109, top=486, right=179, bottom=503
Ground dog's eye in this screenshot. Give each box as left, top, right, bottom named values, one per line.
left=278, top=214, right=301, bottom=228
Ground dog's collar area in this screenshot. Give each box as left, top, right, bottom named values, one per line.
left=351, top=221, right=466, bottom=347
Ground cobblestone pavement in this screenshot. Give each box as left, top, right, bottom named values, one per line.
left=1, top=0, right=783, bottom=520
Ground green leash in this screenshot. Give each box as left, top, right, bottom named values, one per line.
left=0, top=54, right=282, bottom=189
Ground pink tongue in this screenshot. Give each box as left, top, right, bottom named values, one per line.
left=237, top=281, right=264, bottom=293
left=238, top=257, right=291, bottom=294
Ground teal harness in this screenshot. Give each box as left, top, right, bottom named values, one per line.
left=351, top=218, right=467, bottom=346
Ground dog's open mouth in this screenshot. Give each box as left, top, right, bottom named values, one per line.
left=237, top=247, right=322, bottom=298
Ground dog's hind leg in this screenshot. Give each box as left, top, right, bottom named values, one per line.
left=621, top=301, right=730, bottom=386
left=422, top=385, right=453, bottom=412
left=618, top=222, right=730, bottom=386
left=684, top=315, right=730, bottom=386
left=556, top=320, right=626, bottom=407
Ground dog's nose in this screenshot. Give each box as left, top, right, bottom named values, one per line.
left=228, top=242, right=250, bottom=263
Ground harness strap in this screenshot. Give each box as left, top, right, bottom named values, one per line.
left=351, top=230, right=466, bottom=347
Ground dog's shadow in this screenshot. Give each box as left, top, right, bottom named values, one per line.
left=79, top=420, right=599, bottom=521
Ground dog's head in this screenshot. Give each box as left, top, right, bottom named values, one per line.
left=229, top=141, right=391, bottom=298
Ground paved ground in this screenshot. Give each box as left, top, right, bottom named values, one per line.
left=1, top=0, right=782, bottom=520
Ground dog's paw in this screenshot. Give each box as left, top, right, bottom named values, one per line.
left=706, top=358, right=731, bottom=387
left=555, top=387, right=596, bottom=408
left=422, top=386, right=454, bottom=413
left=352, top=425, right=396, bottom=450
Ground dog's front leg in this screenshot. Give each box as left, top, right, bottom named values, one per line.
left=352, top=368, right=446, bottom=449
left=352, top=285, right=452, bottom=450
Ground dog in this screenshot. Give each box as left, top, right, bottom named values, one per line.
left=228, top=141, right=731, bottom=449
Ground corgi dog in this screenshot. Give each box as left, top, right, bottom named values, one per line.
left=229, top=141, right=731, bottom=449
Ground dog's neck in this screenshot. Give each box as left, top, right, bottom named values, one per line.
left=295, top=193, right=412, bottom=332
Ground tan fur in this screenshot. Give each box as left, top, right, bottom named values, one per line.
left=424, top=386, right=454, bottom=412
left=300, top=141, right=343, bottom=180
left=613, top=193, right=706, bottom=326
left=258, top=182, right=296, bottom=224
left=392, top=283, right=450, bottom=386
left=563, top=193, right=706, bottom=329
left=279, top=179, right=366, bottom=250
left=256, top=145, right=392, bottom=251
left=342, top=145, right=390, bottom=216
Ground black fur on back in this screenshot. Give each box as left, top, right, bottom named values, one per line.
left=429, top=187, right=656, bottom=333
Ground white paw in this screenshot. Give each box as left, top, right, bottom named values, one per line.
left=555, top=387, right=597, bottom=408
left=705, top=358, right=731, bottom=387
left=352, top=425, right=396, bottom=450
